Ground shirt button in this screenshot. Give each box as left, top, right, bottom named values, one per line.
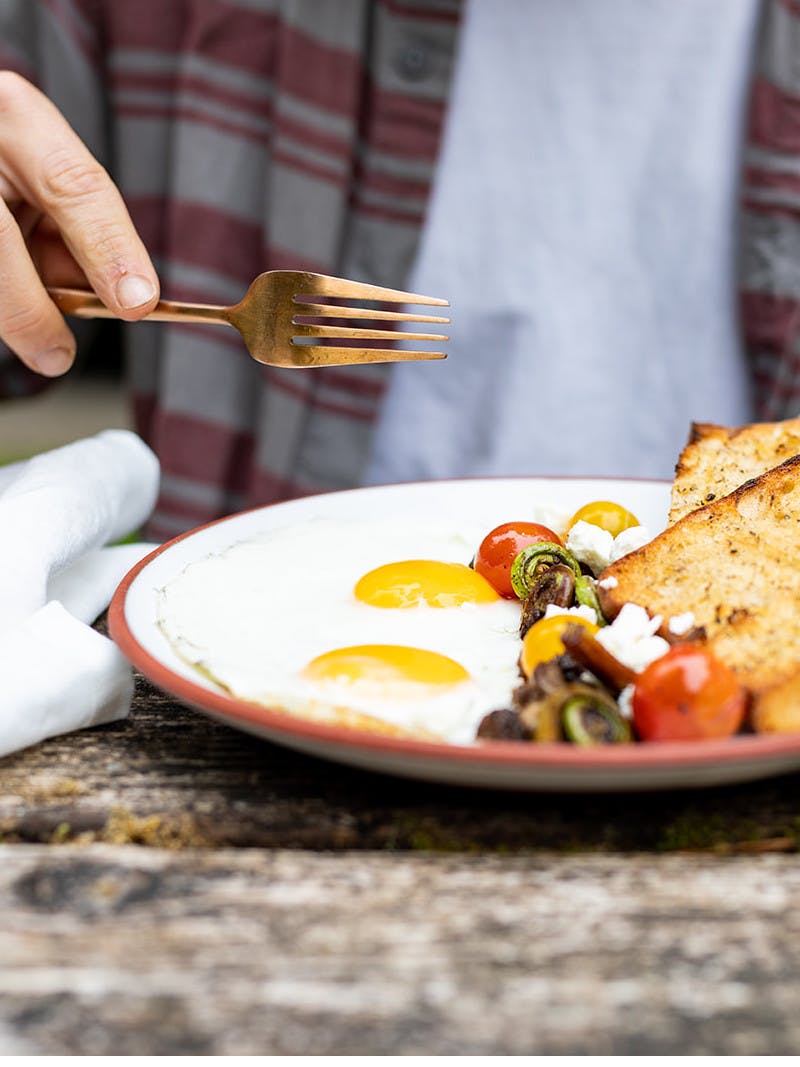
left=395, top=40, right=429, bottom=81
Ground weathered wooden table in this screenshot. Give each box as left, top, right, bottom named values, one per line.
left=3, top=668, right=800, bottom=1054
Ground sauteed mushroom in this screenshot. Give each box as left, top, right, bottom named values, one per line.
left=476, top=707, right=531, bottom=741
left=560, top=623, right=637, bottom=695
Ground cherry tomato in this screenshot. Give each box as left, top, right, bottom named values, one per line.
left=568, top=500, right=639, bottom=538
left=632, top=645, right=746, bottom=741
left=474, top=521, right=564, bottom=599
left=520, top=614, right=599, bottom=678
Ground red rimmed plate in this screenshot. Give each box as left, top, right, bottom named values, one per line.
left=109, top=476, right=800, bottom=792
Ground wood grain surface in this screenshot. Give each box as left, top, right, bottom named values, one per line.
left=2, top=845, right=800, bottom=1055
left=2, top=673, right=800, bottom=854
left=3, top=670, right=800, bottom=1053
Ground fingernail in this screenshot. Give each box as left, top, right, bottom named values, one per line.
left=34, top=346, right=73, bottom=376
left=117, top=273, right=157, bottom=309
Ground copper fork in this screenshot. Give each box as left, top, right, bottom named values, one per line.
left=48, top=271, right=449, bottom=368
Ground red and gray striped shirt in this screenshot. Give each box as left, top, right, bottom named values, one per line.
left=0, top=0, right=798, bottom=539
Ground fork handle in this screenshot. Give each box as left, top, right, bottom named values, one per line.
left=48, top=287, right=233, bottom=326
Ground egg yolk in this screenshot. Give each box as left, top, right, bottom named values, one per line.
left=302, top=644, right=470, bottom=699
left=354, top=560, right=499, bottom=608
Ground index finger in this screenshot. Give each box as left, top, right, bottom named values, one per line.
left=0, top=72, right=160, bottom=318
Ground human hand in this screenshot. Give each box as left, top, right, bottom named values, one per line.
left=0, top=72, right=160, bottom=376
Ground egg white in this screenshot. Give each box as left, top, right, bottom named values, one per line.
left=157, top=517, right=523, bottom=743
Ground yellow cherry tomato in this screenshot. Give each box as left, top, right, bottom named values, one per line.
left=568, top=500, right=639, bottom=539
left=520, top=614, right=599, bottom=678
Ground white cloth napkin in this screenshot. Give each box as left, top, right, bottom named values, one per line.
left=0, top=430, right=160, bottom=757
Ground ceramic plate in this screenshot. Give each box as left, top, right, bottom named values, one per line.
left=109, top=476, right=800, bottom=793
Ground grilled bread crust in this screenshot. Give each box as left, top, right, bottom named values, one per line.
left=598, top=454, right=800, bottom=692
left=669, top=418, right=800, bottom=525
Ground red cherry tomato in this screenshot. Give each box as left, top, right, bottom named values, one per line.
left=632, top=645, right=747, bottom=741
left=474, top=521, right=563, bottom=599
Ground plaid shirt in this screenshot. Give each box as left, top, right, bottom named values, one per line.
left=0, top=0, right=798, bottom=539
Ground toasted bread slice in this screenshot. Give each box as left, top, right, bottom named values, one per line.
left=752, top=672, right=800, bottom=734
left=597, top=454, right=800, bottom=692
left=669, top=417, right=800, bottom=525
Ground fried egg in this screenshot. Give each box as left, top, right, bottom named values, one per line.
left=157, top=517, right=523, bottom=743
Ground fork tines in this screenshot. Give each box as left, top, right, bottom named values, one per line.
left=291, top=274, right=450, bottom=363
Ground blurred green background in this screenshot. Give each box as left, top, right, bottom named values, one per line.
left=0, top=322, right=130, bottom=465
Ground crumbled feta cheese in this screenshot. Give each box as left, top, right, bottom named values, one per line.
left=609, top=525, right=651, bottom=562
left=528, top=502, right=571, bottom=537
left=597, top=575, right=618, bottom=590
left=567, top=522, right=653, bottom=576
left=596, top=602, right=669, bottom=673
left=566, top=521, right=614, bottom=575
left=617, top=684, right=635, bottom=720
left=668, top=611, right=695, bottom=636
left=543, top=602, right=598, bottom=626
